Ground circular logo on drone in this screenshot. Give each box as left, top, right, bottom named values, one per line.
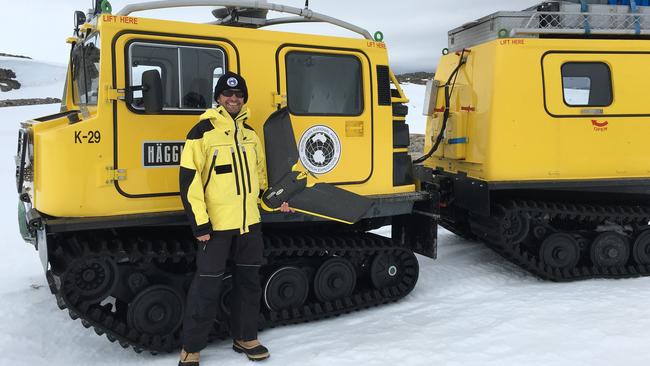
left=298, top=125, right=341, bottom=174
left=226, top=77, right=238, bottom=87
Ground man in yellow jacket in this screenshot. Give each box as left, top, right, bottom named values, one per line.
left=178, top=72, right=288, bottom=365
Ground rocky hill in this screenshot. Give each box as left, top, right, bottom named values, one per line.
left=0, top=53, right=31, bottom=59
left=409, top=133, right=424, bottom=159
left=0, top=68, right=21, bottom=92
left=396, top=72, right=435, bottom=85
left=0, top=54, right=65, bottom=106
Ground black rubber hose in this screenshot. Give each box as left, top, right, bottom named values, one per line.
left=413, top=51, right=467, bottom=164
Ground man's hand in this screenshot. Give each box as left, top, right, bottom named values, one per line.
left=279, top=202, right=295, bottom=213
left=196, top=234, right=210, bottom=242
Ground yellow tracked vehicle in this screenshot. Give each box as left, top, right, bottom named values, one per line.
left=420, top=0, right=650, bottom=281
left=15, top=0, right=436, bottom=353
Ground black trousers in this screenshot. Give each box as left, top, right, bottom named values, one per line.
left=182, top=224, right=264, bottom=353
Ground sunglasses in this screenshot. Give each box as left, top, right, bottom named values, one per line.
left=221, top=89, right=244, bottom=98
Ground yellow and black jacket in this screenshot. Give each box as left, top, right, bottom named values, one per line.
left=179, top=105, right=267, bottom=236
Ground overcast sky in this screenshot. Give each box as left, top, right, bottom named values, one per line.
left=3, top=0, right=540, bottom=72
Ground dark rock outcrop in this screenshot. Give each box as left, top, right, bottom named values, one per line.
left=409, top=133, right=424, bottom=159
left=396, top=72, right=435, bottom=85
left=0, top=53, right=31, bottom=59
left=0, top=68, right=21, bottom=92
left=0, top=98, right=61, bottom=108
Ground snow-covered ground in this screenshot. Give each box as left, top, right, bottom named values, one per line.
left=400, top=83, right=427, bottom=134
left=0, top=56, right=66, bottom=100
left=2, top=80, right=650, bottom=366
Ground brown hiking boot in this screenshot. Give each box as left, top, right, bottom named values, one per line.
left=178, top=349, right=200, bottom=366
left=233, top=339, right=270, bottom=361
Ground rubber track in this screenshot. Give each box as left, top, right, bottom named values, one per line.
left=470, top=199, right=650, bottom=282
left=52, top=231, right=419, bottom=353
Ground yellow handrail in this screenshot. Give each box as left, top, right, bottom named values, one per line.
left=389, top=70, right=409, bottom=104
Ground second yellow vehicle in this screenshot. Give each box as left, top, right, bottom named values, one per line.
left=422, top=0, right=650, bottom=281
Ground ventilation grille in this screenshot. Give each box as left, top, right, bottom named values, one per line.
left=376, top=65, right=391, bottom=106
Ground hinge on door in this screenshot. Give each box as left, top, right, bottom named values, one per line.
left=272, top=92, right=287, bottom=108
left=105, top=86, right=125, bottom=102
left=106, top=167, right=127, bottom=183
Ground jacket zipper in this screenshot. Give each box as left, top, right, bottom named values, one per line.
left=230, top=147, right=241, bottom=195
left=241, top=145, right=252, bottom=194
left=233, top=119, right=247, bottom=231
left=203, top=149, right=218, bottom=191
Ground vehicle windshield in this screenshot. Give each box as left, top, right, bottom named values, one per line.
left=71, top=33, right=100, bottom=105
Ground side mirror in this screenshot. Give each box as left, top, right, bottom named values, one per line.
left=74, top=11, right=86, bottom=35
left=142, top=69, right=163, bottom=114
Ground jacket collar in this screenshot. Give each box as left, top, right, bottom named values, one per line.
left=199, top=105, right=250, bottom=134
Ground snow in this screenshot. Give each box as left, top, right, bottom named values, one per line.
left=0, top=57, right=66, bottom=100
left=2, top=75, right=650, bottom=366
left=401, top=83, right=427, bottom=134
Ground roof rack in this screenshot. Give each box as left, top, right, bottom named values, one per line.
left=448, top=1, right=650, bottom=51
left=113, top=0, right=411, bottom=103
left=512, top=10, right=650, bottom=36
left=114, top=0, right=373, bottom=40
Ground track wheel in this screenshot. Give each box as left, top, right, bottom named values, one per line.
left=263, top=267, right=309, bottom=311
left=539, top=233, right=580, bottom=270
left=590, top=232, right=630, bottom=267
left=64, top=257, right=118, bottom=303
left=369, top=253, right=402, bottom=289
left=499, top=209, right=530, bottom=244
left=126, top=285, right=184, bottom=336
left=632, top=230, right=650, bottom=265
left=313, top=258, right=356, bottom=302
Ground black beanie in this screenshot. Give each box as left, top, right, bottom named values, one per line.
left=214, top=71, right=248, bottom=103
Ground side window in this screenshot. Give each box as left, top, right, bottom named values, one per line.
left=71, top=46, right=83, bottom=105
left=561, top=62, right=612, bottom=107
left=286, top=52, right=363, bottom=116
left=128, top=42, right=226, bottom=112
left=71, top=33, right=101, bottom=105
left=129, top=44, right=179, bottom=109
left=180, top=48, right=225, bottom=109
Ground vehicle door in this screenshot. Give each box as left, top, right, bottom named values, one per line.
left=276, top=46, right=373, bottom=185
left=113, top=34, right=237, bottom=197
